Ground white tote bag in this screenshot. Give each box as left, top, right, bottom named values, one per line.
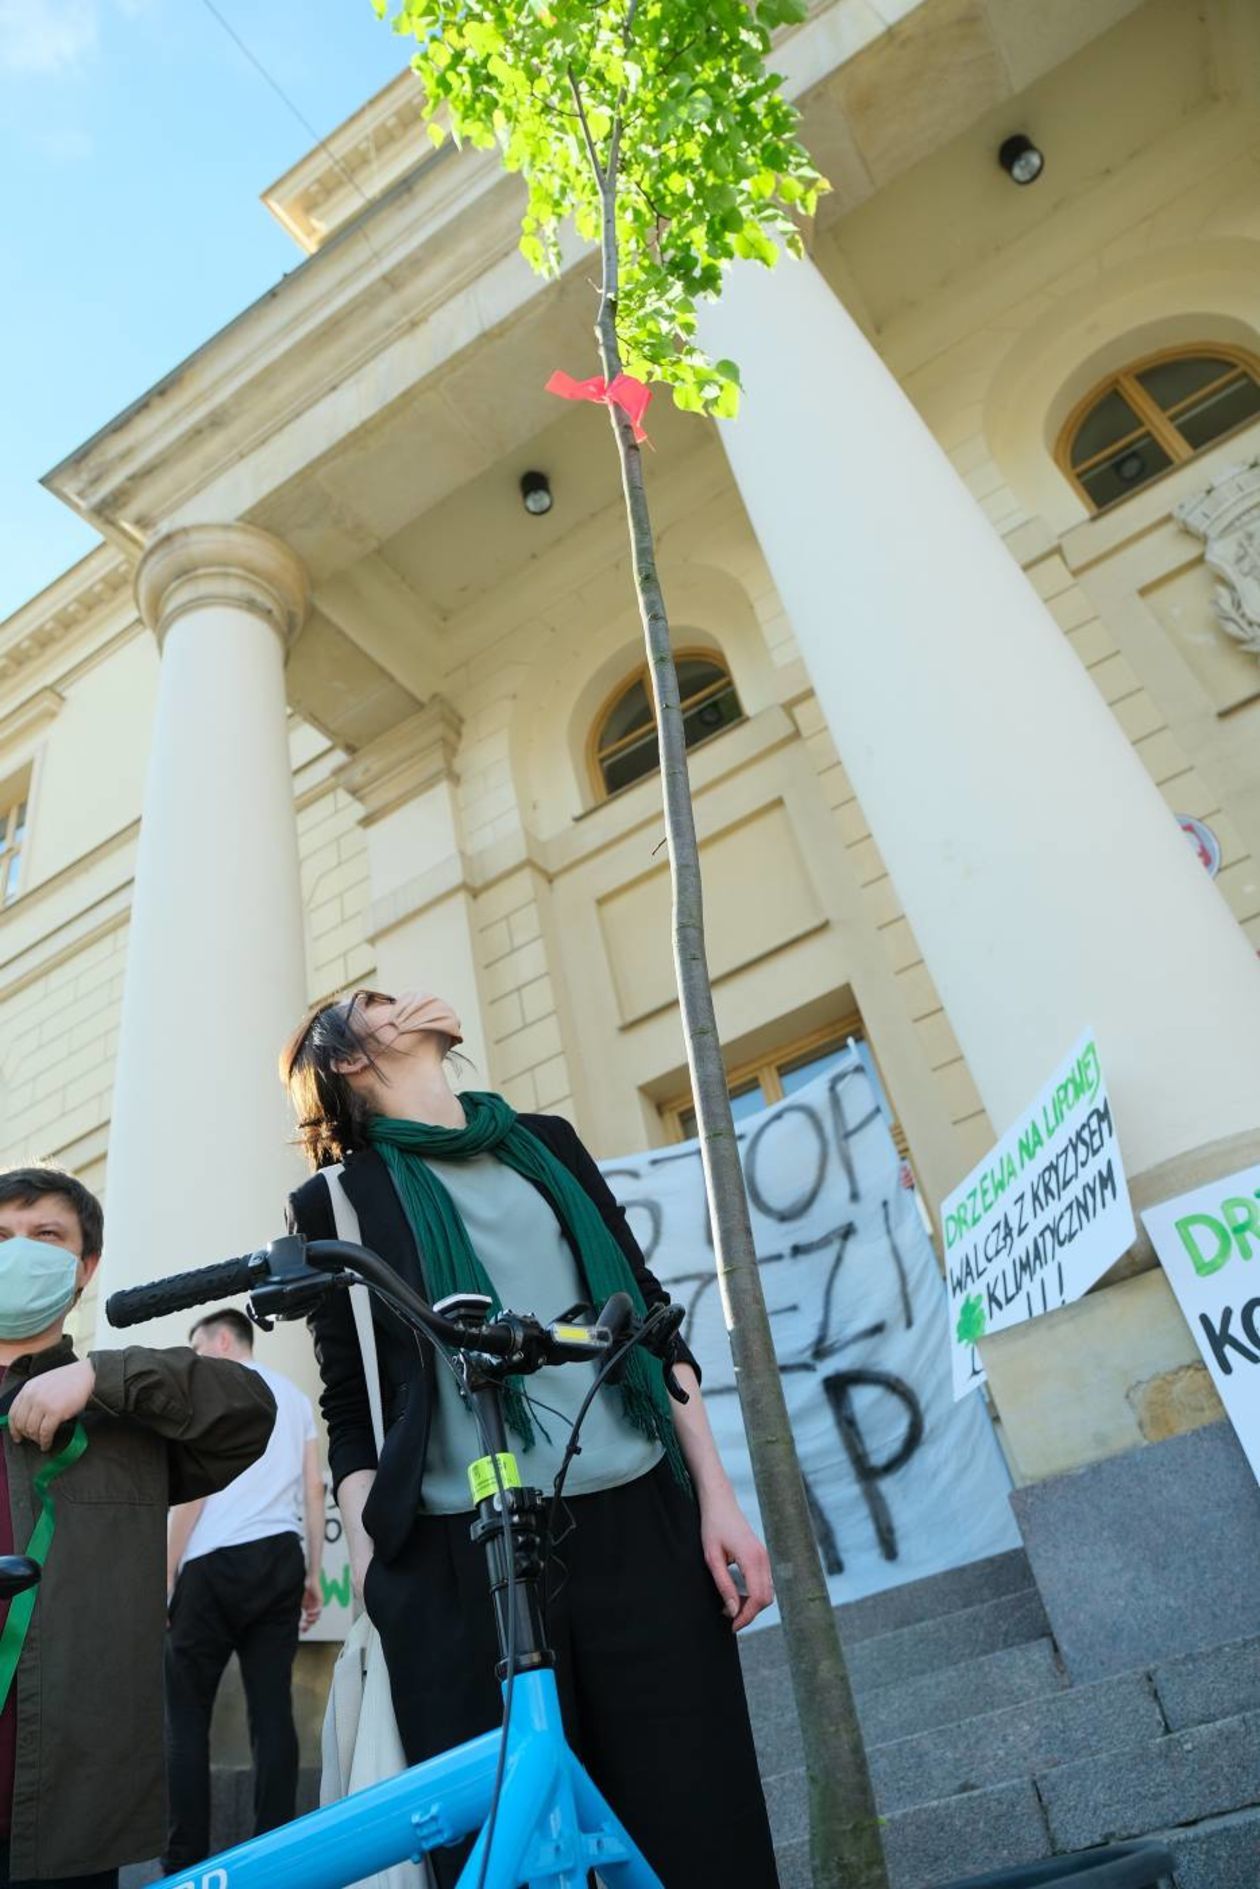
left=317, top=1165, right=430, bottom=1889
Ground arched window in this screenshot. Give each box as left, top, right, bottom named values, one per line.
left=592, top=652, right=743, bottom=797
left=1059, top=347, right=1260, bottom=512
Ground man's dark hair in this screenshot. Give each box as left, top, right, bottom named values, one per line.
left=0, top=1167, right=103, bottom=1259
left=189, top=1308, right=255, bottom=1351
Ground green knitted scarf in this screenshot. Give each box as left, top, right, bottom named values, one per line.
left=367, top=1093, right=686, bottom=1482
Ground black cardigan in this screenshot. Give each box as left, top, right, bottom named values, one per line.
left=289, top=1112, right=696, bottom=1563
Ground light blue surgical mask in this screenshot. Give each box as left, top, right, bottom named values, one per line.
left=0, top=1238, right=80, bottom=1340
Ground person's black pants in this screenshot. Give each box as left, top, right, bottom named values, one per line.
left=365, top=1460, right=780, bottom=1889
left=0, top=1844, right=115, bottom=1889
left=163, top=1532, right=305, bottom=1872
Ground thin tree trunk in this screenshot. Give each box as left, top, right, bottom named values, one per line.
left=581, top=108, right=888, bottom=1889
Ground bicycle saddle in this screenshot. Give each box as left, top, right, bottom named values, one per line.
left=0, top=1557, right=41, bottom=1599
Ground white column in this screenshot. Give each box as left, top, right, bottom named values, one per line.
left=701, top=257, right=1260, bottom=1187
left=99, top=525, right=312, bottom=1356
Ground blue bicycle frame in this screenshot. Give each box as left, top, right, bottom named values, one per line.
left=155, top=1663, right=662, bottom=1889
left=109, top=1243, right=674, bottom=1889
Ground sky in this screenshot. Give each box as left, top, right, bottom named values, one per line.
left=0, top=0, right=413, bottom=621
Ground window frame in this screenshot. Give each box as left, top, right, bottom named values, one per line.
left=1057, top=344, right=1260, bottom=514
left=660, top=1016, right=909, bottom=1157
left=587, top=648, right=744, bottom=801
left=0, top=793, right=29, bottom=909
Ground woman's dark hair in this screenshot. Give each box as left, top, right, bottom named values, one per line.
left=279, top=994, right=462, bottom=1171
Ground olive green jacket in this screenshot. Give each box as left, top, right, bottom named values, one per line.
left=0, top=1338, right=276, bottom=1879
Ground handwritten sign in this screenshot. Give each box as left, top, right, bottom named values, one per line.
left=944, top=1031, right=1135, bottom=1400
left=1142, top=1163, right=1260, bottom=1482
left=601, top=1053, right=1018, bottom=1619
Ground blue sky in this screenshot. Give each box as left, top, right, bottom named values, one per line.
left=0, top=0, right=411, bottom=621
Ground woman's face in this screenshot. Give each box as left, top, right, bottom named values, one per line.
left=342, top=989, right=460, bottom=1067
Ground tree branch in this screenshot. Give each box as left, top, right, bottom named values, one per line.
left=565, top=66, right=606, bottom=185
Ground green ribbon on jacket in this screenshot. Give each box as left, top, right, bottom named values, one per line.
left=368, top=1093, right=686, bottom=1482
left=0, top=1416, right=89, bottom=1713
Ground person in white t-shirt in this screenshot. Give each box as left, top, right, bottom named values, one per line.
left=162, top=1308, right=325, bottom=1874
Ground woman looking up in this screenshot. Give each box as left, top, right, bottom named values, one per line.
left=281, top=987, right=780, bottom=1888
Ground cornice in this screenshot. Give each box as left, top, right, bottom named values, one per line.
left=0, top=689, right=64, bottom=757
left=43, top=140, right=514, bottom=546
left=0, top=549, right=131, bottom=690
left=136, top=524, right=310, bottom=648
left=262, top=71, right=440, bottom=255
left=333, top=697, right=463, bottom=822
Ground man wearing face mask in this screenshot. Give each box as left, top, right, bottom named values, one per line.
left=0, top=1167, right=276, bottom=1889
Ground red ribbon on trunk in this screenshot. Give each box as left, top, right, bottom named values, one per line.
left=546, top=369, right=652, bottom=443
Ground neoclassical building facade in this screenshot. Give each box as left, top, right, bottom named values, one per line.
left=3, top=0, right=1260, bottom=1606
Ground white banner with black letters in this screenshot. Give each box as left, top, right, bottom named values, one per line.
left=599, top=1051, right=1019, bottom=1621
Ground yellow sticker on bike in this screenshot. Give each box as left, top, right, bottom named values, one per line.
left=468, top=1452, right=522, bottom=1505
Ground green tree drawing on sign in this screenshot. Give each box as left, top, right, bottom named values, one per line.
left=377, top=3, right=887, bottom=1885
left=956, top=1293, right=988, bottom=1347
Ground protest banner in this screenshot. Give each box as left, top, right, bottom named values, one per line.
left=1142, top=1162, right=1260, bottom=1482
left=314, top=1052, right=1019, bottom=1636
left=599, top=1052, right=1017, bottom=1619
left=943, top=1030, right=1136, bottom=1401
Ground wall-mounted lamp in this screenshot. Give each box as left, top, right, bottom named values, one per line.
left=998, top=134, right=1044, bottom=186
left=520, top=470, right=553, bottom=516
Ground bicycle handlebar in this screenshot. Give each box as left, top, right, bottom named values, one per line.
left=103, top=1239, right=679, bottom=1380
left=104, top=1253, right=270, bottom=1330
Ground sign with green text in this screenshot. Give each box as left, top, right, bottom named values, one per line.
left=1142, top=1163, right=1260, bottom=1483
left=944, top=1031, right=1135, bottom=1400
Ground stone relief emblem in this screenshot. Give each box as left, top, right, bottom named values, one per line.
left=1175, top=458, right=1260, bottom=659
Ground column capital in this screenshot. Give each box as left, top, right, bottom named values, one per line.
left=136, top=523, right=310, bottom=650
left=334, top=698, right=464, bottom=823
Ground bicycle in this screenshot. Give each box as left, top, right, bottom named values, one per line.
left=102, top=1230, right=686, bottom=1889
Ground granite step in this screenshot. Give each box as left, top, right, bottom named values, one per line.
left=1157, top=1804, right=1260, bottom=1889
left=1037, top=1708, right=1260, bottom=1853
left=834, top=1549, right=1036, bottom=1646
left=846, top=1587, right=1051, bottom=1694
left=869, top=1670, right=1166, bottom=1813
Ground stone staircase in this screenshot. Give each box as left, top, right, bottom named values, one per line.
left=741, top=1549, right=1260, bottom=1888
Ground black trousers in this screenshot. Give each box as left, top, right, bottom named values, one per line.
left=163, top=1532, right=305, bottom=1872
left=0, top=1845, right=115, bottom=1889
left=365, top=1461, right=779, bottom=1889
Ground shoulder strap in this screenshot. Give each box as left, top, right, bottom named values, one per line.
left=323, top=1165, right=386, bottom=1458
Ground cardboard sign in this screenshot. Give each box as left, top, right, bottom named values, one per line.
left=1142, top=1163, right=1260, bottom=1481
left=943, top=1031, right=1136, bottom=1399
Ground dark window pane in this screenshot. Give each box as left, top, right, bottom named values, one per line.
left=601, top=675, right=743, bottom=794
left=676, top=658, right=727, bottom=701
left=1079, top=434, right=1173, bottom=509
left=1071, top=389, right=1143, bottom=468
left=1174, top=374, right=1260, bottom=452
left=1136, top=355, right=1234, bottom=412
left=599, top=678, right=653, bottom=753
left=681, top=683, right=742, bottom=748
left=602, top=728, right=660, bottom=794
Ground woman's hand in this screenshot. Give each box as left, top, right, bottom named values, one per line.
left=699, top=1489, right=774, bottom=1632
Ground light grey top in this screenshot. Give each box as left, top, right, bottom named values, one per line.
left=419, top=1154, right=663, bottom=1514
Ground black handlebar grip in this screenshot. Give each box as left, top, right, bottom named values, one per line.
left=105, top=1253, right=264, bottom=1330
